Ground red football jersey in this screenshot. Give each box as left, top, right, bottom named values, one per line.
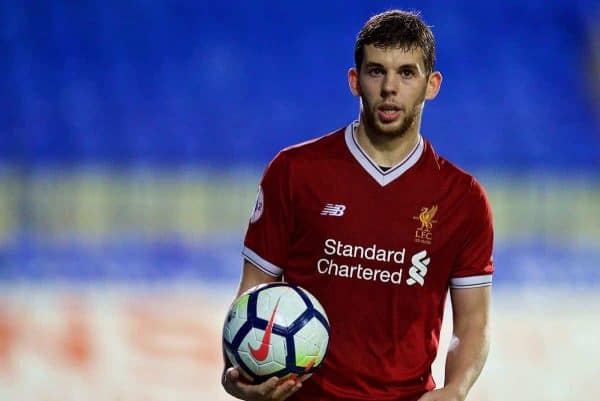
left=243, top=121, right=494, bottom=401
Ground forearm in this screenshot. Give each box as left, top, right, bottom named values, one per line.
left=443, top=318, right=490, bottom=400
left=222, top=260, right=279, bottom=379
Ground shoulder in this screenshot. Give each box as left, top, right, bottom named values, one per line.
left=424, top=142, right=494, bottom=242
left=259, top=126, right=346, bottom=181
left=425, top=140, right=488, bottom=198
left=274, top=126, right=346, bottom=164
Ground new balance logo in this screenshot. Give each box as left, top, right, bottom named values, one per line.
left=321, top=203, right=346, bottom=216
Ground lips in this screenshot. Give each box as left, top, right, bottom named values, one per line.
left=377, top=103, right=402, bottom=123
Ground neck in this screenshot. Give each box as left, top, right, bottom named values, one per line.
left=355, top=121, right=421, bottom=168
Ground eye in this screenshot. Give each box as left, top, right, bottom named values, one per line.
left=368, top=67, right=384, bottom=76
left=400, top=69, right=415, bottom=78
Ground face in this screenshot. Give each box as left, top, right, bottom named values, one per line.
left=349, top=44, right=442, bottom=139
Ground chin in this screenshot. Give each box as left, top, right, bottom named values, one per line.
left=362, top=109, right=411, bottom=138
left=375, top=120, right=408, bottom=137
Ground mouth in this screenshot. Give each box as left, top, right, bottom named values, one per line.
left=376, top=104, right=403, bottom=123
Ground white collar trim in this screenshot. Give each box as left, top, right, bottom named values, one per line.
left=344, top=121, right=424, bottom=186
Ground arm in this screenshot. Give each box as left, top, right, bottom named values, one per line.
left=418, top=286, right=491, bottom=401
left=222, top=261, right=302, bottom=401
left=444, top=286, right=491, bottom=399
left=224, top=260, right=279, bottom=373
left=235, top=260, right=280, bottom=298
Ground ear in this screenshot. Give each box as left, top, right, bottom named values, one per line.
left=348, top=67, right=361, bottom=97
left=425, top=71, right=442, bottom=100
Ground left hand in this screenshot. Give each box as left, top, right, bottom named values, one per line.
left=416, top=387, right=462, bottom=401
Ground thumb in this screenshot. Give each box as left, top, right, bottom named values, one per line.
left=225, top=367, right=240, bottom=381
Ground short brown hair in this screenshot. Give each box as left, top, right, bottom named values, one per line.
left=354, top=10, right=436, bottom=74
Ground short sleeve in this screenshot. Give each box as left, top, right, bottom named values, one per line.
left=450, top=179, right=494, bottom=289
left=242, top=151, right=293, bottom=277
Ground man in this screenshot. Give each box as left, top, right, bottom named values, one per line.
left=222, top=9, right=493, bottom=401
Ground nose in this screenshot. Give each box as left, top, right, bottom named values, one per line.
left=381, top=73, right=399, bottom=97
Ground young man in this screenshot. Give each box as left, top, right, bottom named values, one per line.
left=222, top=9, right=493, bottom=401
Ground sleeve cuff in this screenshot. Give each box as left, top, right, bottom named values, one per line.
left=242, top=246, right=284, bottom=277
left=450, top=274, right=492, bottom=288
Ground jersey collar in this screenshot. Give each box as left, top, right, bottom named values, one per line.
left=344, top=121, right=424, bottom=186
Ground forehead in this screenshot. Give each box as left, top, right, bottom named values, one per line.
left=362, top=44, right=425, bottom=69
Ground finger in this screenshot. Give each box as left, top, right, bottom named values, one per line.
left=277, top=373, right=297, bottom=384
left=271, top=379, right=301, bottom=401
left=222, top=367, right=239, bottom=389
left=298, top=373, right=312, bottom=383
left=261, top=376, right=281, bottom=393
left=235, top=376, right=279, bottom=397
left=225, top=368, right=260, bottom=394
left=225, top=367, right=239, bottom=381
left=223, top=368, right=251, bottom=398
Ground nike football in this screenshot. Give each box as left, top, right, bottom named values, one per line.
left=222, top=282, right=330, bottom=383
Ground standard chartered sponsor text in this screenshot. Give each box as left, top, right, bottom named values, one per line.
left=319, top=239, right=405, bottom=284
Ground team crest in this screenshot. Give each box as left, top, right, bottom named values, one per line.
left=250, top=186, right=264, bottom=223
left=413, top=205, right=437, bottom=245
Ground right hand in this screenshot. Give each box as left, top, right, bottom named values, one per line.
left=222, top=367, right=303, bottom=401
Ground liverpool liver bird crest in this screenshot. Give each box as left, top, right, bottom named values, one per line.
left=418, top=205, right=438, bottom=230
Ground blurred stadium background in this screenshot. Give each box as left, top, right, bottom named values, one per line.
left=1, top=1, right=599, bottom=400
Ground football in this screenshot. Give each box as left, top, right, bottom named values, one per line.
left=222, top=282, right=330, bottom=383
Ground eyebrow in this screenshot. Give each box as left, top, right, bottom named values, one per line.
left=365, top=62, right=420, bottom=70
